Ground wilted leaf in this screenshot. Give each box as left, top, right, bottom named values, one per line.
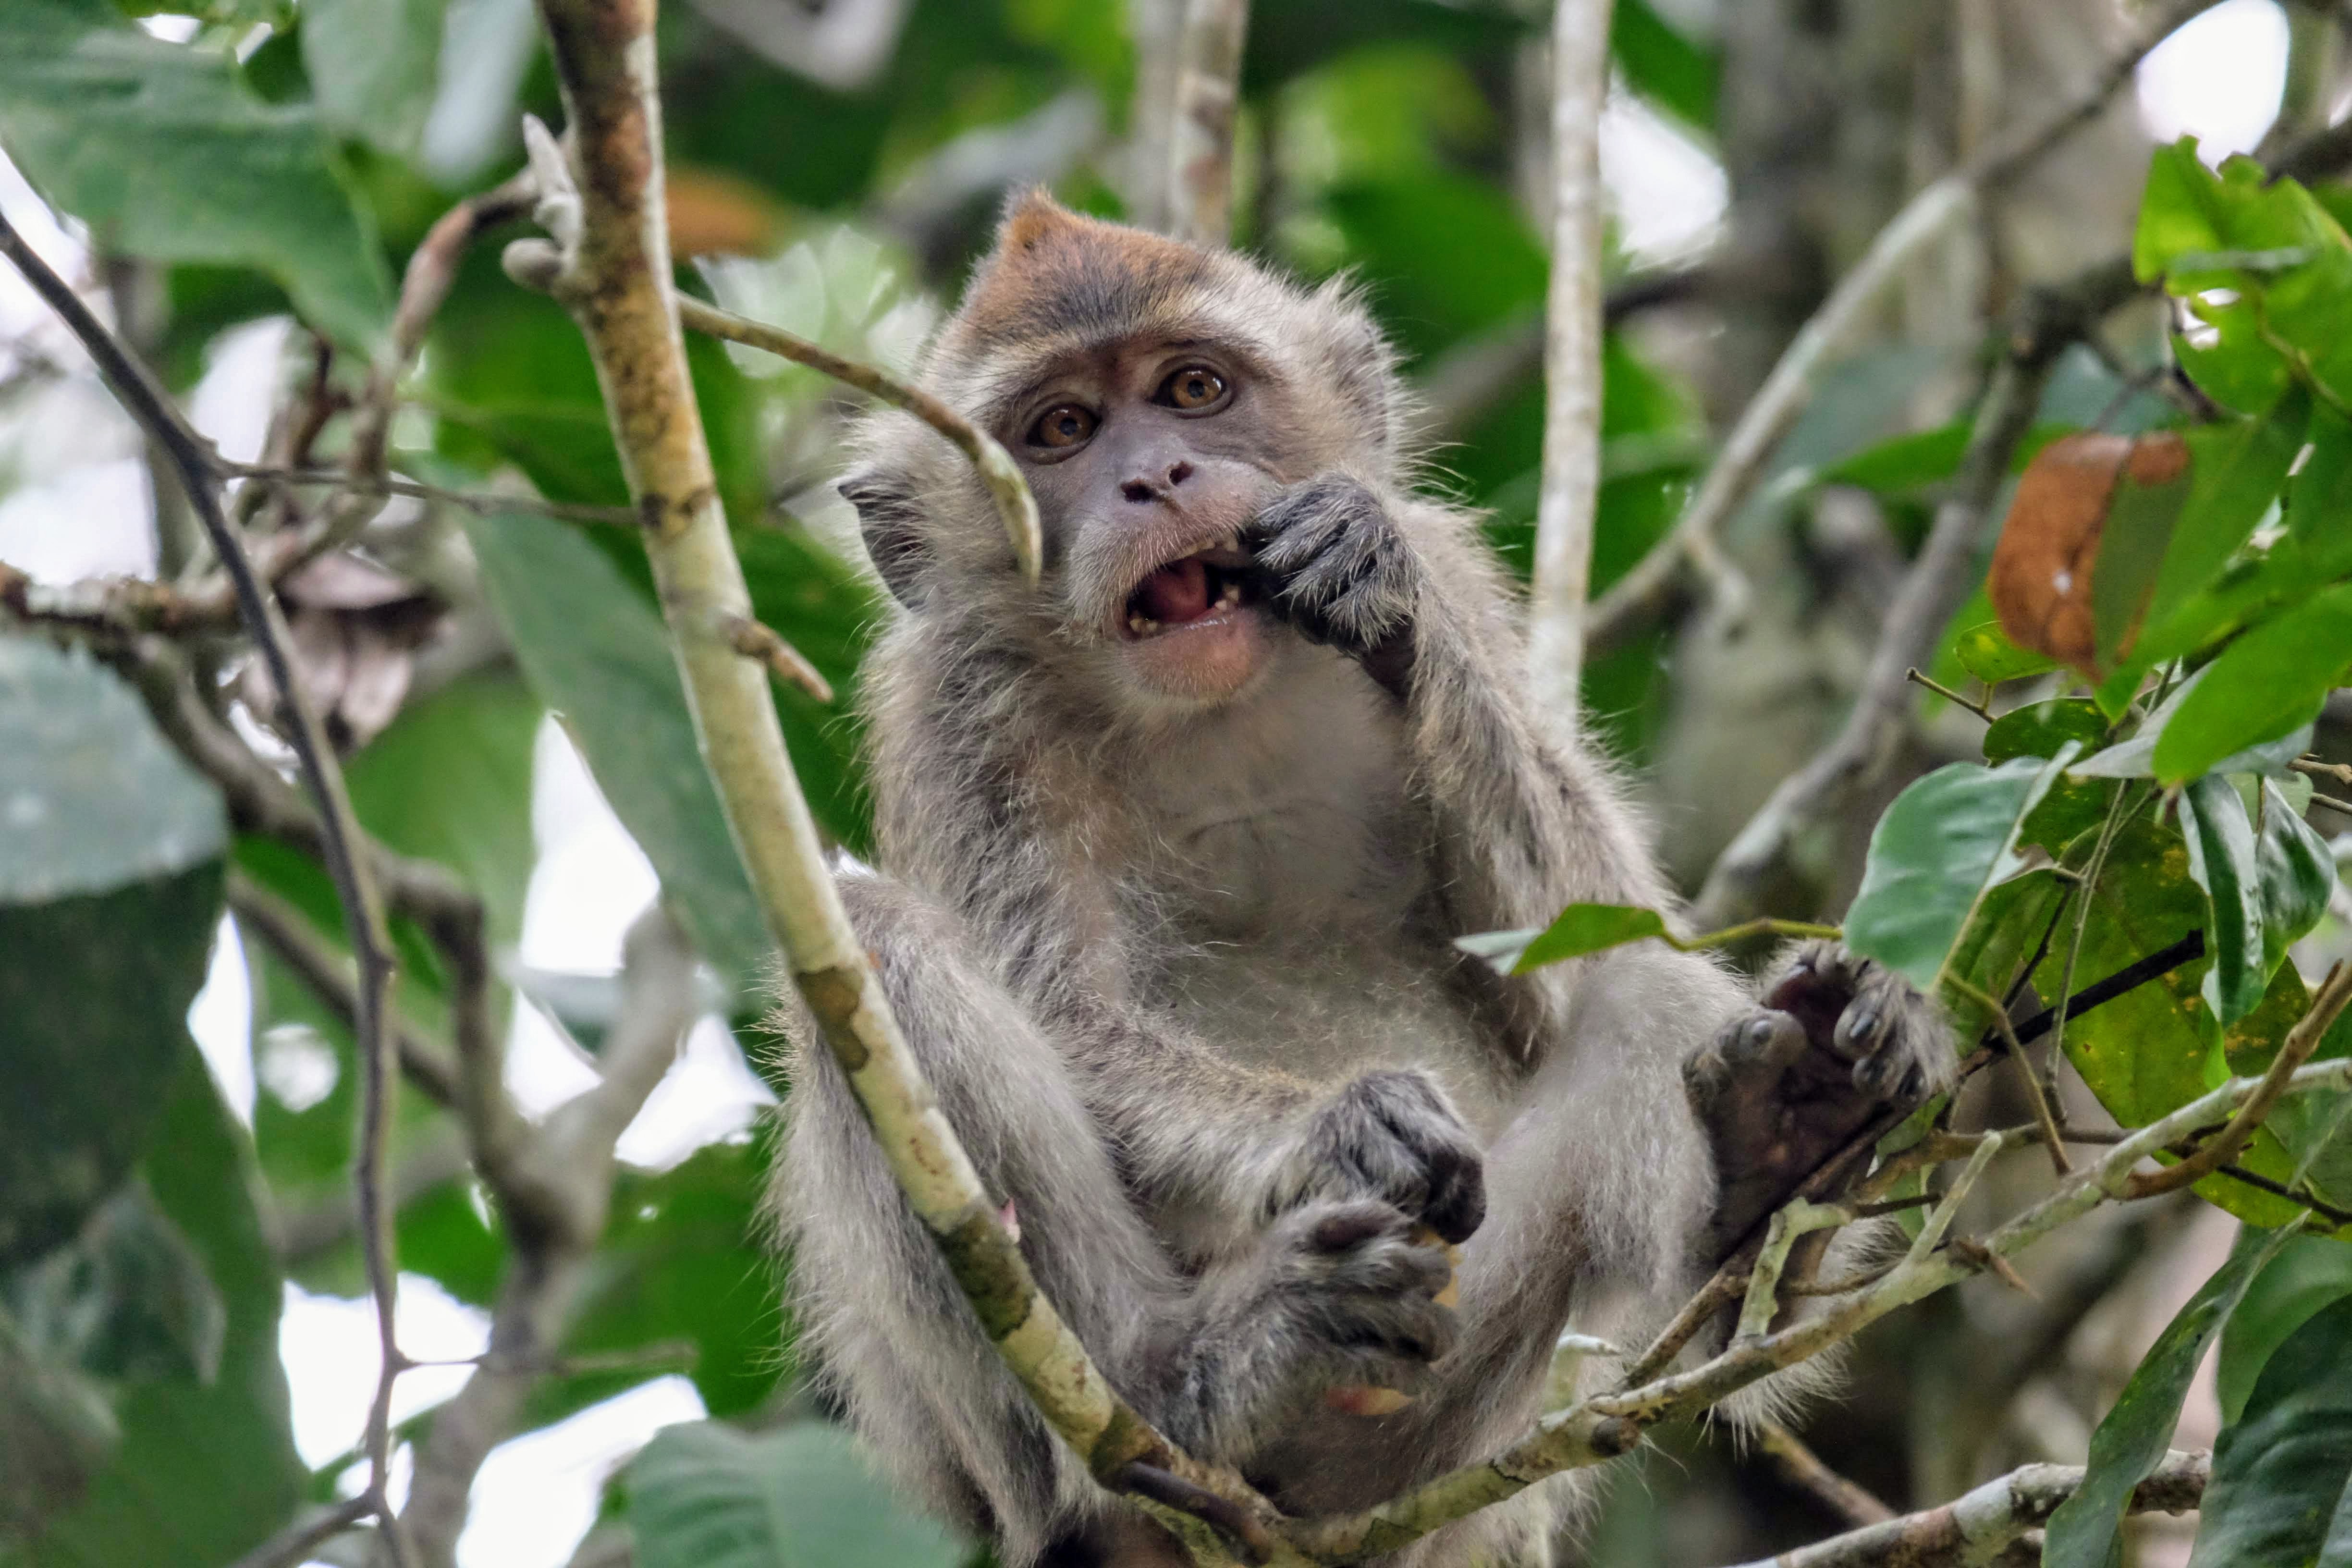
left=0, top=0, right=391, bottom=347
left=2188, top=1295, right=2352, bottom=1568
left=627, top=1420, right=966, bottom=1568
left=2045, top=1223, right=2299, bottom=1568
left=1844, top=750, right=2072, bottom=993
left=1986, top=431, right=2190, bottom=676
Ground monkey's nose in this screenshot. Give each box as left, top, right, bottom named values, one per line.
left=1121, top=460, right=1194, bottom=504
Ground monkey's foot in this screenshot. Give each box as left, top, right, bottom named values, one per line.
left=1683, top=941, right=1951, bottom=1262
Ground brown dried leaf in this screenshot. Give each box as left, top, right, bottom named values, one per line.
left=1986, top=431, right=2190, bottom=676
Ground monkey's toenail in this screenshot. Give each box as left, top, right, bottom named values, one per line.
left=1745, top=1017, right=1776, bottom=1048
left=1847, top=1009, right=1879, bottom=1043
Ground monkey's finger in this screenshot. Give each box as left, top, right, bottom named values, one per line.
left=1408, top=1225, right=1463, bottom=1311
left=1324, top=1385, right=1414, bottom=1416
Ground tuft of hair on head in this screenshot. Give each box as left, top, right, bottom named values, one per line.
left=942, top=187, right=1223, bottom=357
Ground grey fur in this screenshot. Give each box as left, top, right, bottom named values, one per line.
left=771, top=197, right=1944, bottom=1567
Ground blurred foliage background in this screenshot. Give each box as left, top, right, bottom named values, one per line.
left=3, top=0, right=2352, bottom=1565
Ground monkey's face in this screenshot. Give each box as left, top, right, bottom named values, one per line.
left=1007, top=340, right=1294, bottom=708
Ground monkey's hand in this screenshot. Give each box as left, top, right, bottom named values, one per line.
left=1168, top=1200, right=1459, bottom=1457
left=1264, top=1070, right=1486, bottom=1245
left=1244, top=475, right=1420, bottom=695
left=1682, top=941, right=1952, bottom=1264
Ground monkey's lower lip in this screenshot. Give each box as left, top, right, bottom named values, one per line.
left=1121, top=545, right=1260, bottom=639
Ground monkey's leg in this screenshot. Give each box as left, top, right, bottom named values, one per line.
left=775, top=875, right=1184, bottom=1564
left=776, top=876, right=1468, bottom=1563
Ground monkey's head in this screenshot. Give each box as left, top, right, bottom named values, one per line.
left=841, top=191, right=1407, bottom=710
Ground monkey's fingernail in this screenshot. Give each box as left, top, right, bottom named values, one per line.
left=1744, top=1017, right=1777, bottom=1049
left=1845, top=1008, right=1879, bottom=1045
left=1324, top=1386, right=1414, bottom=1416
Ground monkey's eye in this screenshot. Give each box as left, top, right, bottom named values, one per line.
left=1027, top=404, right=1098, bottom=451
left=1156, top=366, right=1229, bottom=412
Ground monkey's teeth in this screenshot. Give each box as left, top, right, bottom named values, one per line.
left=1128, top=612, right=1161, bottom=636
left=1216, top=580, right=1242, bottom=607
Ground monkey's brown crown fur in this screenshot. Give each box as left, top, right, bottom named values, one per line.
left=944, top=191, right=1223, bottom=356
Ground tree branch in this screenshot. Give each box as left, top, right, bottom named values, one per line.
left=1581, top=0, right=2219, bottom=661
left=1715, top=1449, right=2208, bottom=1568
left=1163, top=0, right=1250, bottom=246
left=1525, top=0, right=1614, bottom=728
left=0, top=209, right=413, bottom=1563
left=1752, top=1418, right=1897, bottom=1529
left=499, top=8, right=1287, bottom=1558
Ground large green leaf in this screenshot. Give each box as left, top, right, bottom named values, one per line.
left=538, top=1140, right=780, bottom=1424
left=1843, top=750, right=2071, bottom=993
left=0, top=640, right=226, bottom=1267
left=1610, top=0, right=1715, bottom=130
left=25, top=1056, right=305, bottom=1566
left=2046, top=1223, right=2300, bottom=1568
left=0, top=0, right=389, bottom=347
left=301, top=0, right=452, bottom=156
left=466, top=508, right=774, bottom=995
left=1983, top=699, right=2109, bottom=766
left=2152, top=583, right=2352, bottom=785
left=2034, top=818, right=2223, bottom=1130
left=2219, top=1237, right=2352, bottom=1424
left=2189, top=1295, right=2352, bottom=1568
left=625, top=1420, right=966, bottom=1568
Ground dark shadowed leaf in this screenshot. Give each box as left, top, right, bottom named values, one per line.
left=1983, top=699, right=2109, bottom=765
left=2189, top=1294, right=2352, bottom=1568
left=2046, top=1223, right=2299, bottom=1568
left=627, top=1419, right=966, bottom=1568
left=26, top=1057, right=305, bottom=1566
left=0, top=0, right=390, bottom=347
left=1844, top=750, right=2071, bottom=992
left=2181, top=774, right=2270, bottom=1026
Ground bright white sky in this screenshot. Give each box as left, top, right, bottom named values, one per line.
left=0, top=7, right=2302, bottom=1562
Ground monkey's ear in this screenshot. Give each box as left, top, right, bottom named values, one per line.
left=840, top=468, right=929, bottom=608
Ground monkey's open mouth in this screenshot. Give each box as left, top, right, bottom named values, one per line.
left=1122, top=542, right=1259, bottom=639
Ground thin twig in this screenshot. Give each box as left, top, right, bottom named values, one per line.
left=0, top=210, right=412, bottom=1565
left=723, top=612, right=834, bottom=703
left=233, top=463, right=639, bottom=524
left=1905, top=666, right=1994, bottom=721
left=2127, top=959, right=2352, bottom=1197
left=227, top=1496, right=376, bottom=1568
left=2290, top=755, right=2352, bottom=787
left=1525, top=0, right=1614, bottom=728
left=1163, top=0, right=1250, bottom=247
left=1752, top=1418, right=1897, bottom=1528
left=669, top=292, right=1041, bottom=583
left=1713, top=1450, right=2208, bottom=1568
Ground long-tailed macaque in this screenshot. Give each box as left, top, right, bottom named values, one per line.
left=773, top=193, right=1948, bottom=1567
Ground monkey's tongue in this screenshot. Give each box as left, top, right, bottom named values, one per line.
left=1138, top=556, right=1213, bottom=624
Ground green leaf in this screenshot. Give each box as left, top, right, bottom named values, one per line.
left=1480, top=903, right=1668, bottom=973
left=2035, top=817, right=2224, bottom=1130
left=1611, top=0, right=1716, bottom=130
left=2181, top=774, right=2271, bottom=1026
left=2218, top=1236, right=2352, bottom=1424
left=0, top=637, right=226, bottom=904
left=2154, top=583, right=2352, bottom=784
left=2254, top=779, right=2337, bottom=974
left=1954, top=622, right=2058, bottom=685
left=626, top=1419, right=966, bottom=1568
left=1844, top=750, right=2073, bottom=993
left=0, top=640, right=226, bottom=1268
left=2090, top=448, right=2194, bottom=672
left=1983, top=699, right=2109, bottom=765
left=539, top=1140, right=780, bottom=1423
left=26, top=1055, right=305, bottom=1566
left=0, top=1307, right=120, bottom=1538
left=1318, top=174, right=1545, bottom=361
left=301, top=0, right=451, bottom=156
left=465, top=508, right=774, bottom=996
left=9, top=1185, right=225, bottom=1384
left=2189, top=1295, right=2352, bottom=1568
left=0, top=0, right=390, bottom=348
left=2137, top=405, right=2305, bottom=651
left=2046, top=1222, right=2300, bottom=1568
